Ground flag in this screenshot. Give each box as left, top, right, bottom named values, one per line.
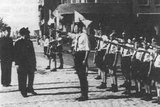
left=74, top=11, right=92, bottom=27
left=53, top=10, right=63, bottom=29
left=82, top=19, right=92, bottom=28
left=74, top=11, right=85, bottom=23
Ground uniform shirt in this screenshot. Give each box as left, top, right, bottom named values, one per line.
left=76, top=32, right=90, bottom=51
left=154, top=54, right=160, bottom=68
left=14, top=38, right=36, bottom=69
left=106, top=39, right=118, bottom=54
left=122, top=43, right=134, bottom=57
left=68, top=33, right=79, bottom=51
left=143, top=48, right=154, bottom=62
left=44, top=38, right=49, bottom=47
left=96, top=35, right=108, bottom=51
left=134, top=48, right=145, bottom=61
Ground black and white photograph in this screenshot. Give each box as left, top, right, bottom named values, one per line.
left=1, top=0, right=160, bottom=107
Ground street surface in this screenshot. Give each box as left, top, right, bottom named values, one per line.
left=0, top=42, right=160, bottom=107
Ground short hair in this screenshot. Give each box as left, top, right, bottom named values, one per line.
left=5, top=26, right=11, bottom=32
left=19, top=27, right=30, bottom=36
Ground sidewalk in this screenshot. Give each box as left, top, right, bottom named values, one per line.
left=0, top=43, right=160, bottom=107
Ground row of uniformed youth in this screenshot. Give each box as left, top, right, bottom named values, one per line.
left=93, top=29, right=160, bottom=103
left=47, top=23, right=160, bottom=102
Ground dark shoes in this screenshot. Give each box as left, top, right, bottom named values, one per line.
left=96, top=82, right=107, bottom=89
left=27, top=88, right=38, bottom=95
left=51, top=68, right=57, bottom=72
left=76, top=96, right=88, bottom=101
left=58, top=66, right=63, bottom=69
left=119, top=82, right=127, bottom=87
left=95, top=75, right=101, bottom=80
left=122, top=90, right=131, bottom=95
left=106, top=84, right=118, bottom=92
left=27, top=90, right=37, bottom=95
left=141, top=94, right=152, bottom=101
left=152, top=99, right=160, bottom=104
left=21, top=92, right=28, bottom=98
left=45, top=66, right=50, bottom=70
left=3, top=84, right=12, bottom=87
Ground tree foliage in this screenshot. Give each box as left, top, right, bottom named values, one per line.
left=0, top=18, right=8, bottom=32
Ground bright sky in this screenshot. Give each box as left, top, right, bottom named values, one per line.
left=0, top=0, right=39, bottom=34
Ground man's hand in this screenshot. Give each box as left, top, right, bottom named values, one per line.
left=15, top=65, right=19, bottom=69
left=82, top=60, right=87, bottom=66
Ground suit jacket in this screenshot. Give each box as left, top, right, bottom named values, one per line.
left=0, top=37, right=14, bottom=61
left=14, top=38, right=36, bottom=70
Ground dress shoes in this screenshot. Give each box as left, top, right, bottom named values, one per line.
left=21, top=92, right=28, bottom=98
left=45, top=66, right=50, bottom=70
left=28, top=90, right=37, bottom=95
left=51, top=68, right=57, bottom=72
left=76, top=96, right=88, bottom=101
left=95, top=75, right=101, bottom=80
left=58, top=66, right=63, bottom=69
left=96, top=82, right=107, bottom=89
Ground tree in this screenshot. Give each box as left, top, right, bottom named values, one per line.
left=0, top=18, right=8, bottom=32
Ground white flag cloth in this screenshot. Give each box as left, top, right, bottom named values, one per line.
left=82, top=19, right=92, bottom=28
left=74, top=11, right=85, bottom=23
left=74, top=11, right=92, bottom=27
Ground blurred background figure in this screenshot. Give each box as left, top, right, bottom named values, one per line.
left=0, top=26, right=14, bottom=87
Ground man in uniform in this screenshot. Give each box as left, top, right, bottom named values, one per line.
left=69, top=23, right=90, bottom=101
left=14, top=27, right=37, bottom=97
left=0, top=26, right=14, bottom=87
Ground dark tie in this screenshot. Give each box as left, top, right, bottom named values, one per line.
left=76, top=35, right=80, bottom=51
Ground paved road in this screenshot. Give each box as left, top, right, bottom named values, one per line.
left=0, top=43, right=160, bottom=107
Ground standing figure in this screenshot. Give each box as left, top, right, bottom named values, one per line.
left=14, top=27, right=37, bottom=97
left=0, top=26, right=14, bottom=87
left=56, top=31, right=64, bottom=69
left=131, top=43, right=146, bottom=97
left=150, top=49, right=160, bottom=104
left=94, top=29, right=109, bottom=89
left=68, top=24, right=90, bottom=101
left=43, top=35, right=50, bottom=56
left=105, top=30, right=119, bottom=92
left=121, top=39, right=134, bottom=94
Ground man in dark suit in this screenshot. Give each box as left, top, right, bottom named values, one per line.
left=0, top=26, right=14, bottom=87
left=14, top=27, right=37, bottom=97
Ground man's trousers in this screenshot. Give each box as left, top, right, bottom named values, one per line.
left=74, top=51, right=88, bottom=97
left=1, top=60, right=12, bottom=86
left=17, top=67, right=35, bottom=94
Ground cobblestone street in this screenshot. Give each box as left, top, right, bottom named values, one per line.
left=0, top=43, right=160, bottom=107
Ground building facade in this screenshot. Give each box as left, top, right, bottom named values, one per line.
left=38, top=0, right=160, bottom=43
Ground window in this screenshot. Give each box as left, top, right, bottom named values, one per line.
left=81, top=0, right=86, bottom=3
left=87, top=0, right=95, bottom=3
left=97, top=0, right=118, bottom=3
left=155, top=0, right=160, bottom=6
left=137, top=0, right=149, bottom=6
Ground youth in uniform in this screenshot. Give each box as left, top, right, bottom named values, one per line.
left=68, top=24, right=90, bottom=101
left=140, top=45, right=154, bottom=101
left=121, top=39, right=134, bottom=94
left=94, top=29, right=109, bottom=89
left=131, top=43, right=146, bottom=97
left=150, top=49, right=160, bottom=104
left=104, top=30, right=119, bottom=92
